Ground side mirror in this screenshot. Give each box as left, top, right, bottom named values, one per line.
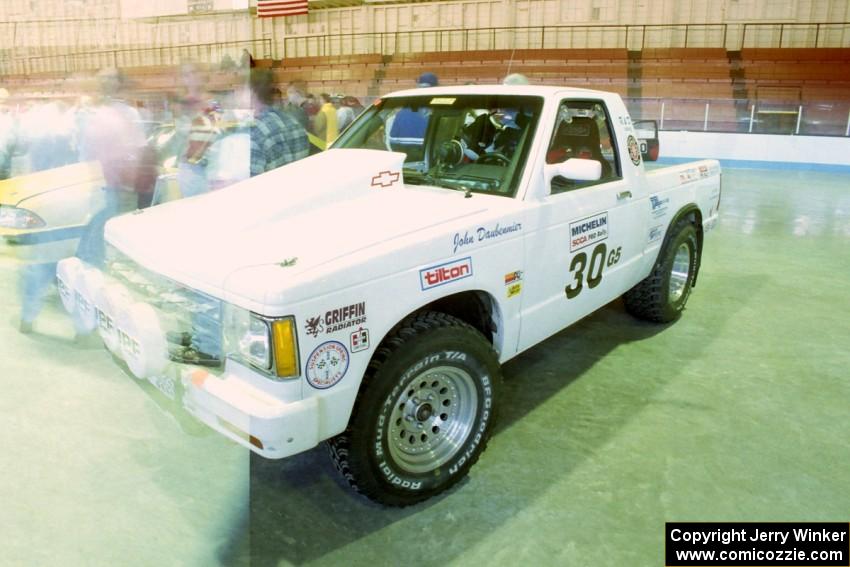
left=544, top=158, right=602, bottom=185
left=633, top=119, right=659, bottom=139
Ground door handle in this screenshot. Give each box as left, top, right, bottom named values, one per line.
left=617, top=190, right=632, bottom=200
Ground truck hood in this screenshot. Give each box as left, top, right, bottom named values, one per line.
left=106, top=149, right=496, bottom=297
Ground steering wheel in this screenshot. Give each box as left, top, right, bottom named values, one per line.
left=436, top=139, right=465, bottom=167
left=476, top=152, right=511, bottom=166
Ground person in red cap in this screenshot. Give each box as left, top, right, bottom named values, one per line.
left=175, top=63, right=220, bottom=198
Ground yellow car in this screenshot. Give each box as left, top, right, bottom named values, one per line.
left=1, top=126, right=256, bottom=263
left=0, top=161, right=106, bottom=264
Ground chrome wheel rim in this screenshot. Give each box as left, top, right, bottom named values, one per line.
left=387, top=365, right=478, bottom=474
left=669, top=243, right=692, bottom=304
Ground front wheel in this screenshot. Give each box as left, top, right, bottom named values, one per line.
left=624, top=217, right=699, bottom=323
left=328, top=311, right=501, bottom=507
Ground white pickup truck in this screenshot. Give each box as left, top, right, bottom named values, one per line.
left=56, top=86, right=721, bottom=506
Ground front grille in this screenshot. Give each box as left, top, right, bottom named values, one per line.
left=105, top=244, right=223, bottom=366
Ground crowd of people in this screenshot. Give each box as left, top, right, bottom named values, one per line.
left=0, top=63, right=374, bottom=335
left=0, top=70, right=370, bottom=184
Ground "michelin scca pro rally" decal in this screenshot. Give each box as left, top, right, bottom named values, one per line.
left=569, top=212, right=609, bottom=252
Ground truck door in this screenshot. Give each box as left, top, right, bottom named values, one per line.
left=518, top=99, right=648, bottom=352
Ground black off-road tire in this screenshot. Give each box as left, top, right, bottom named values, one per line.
left=624, top=217, right=699, bottom=323
left=327, top=311, right=502, bottom=507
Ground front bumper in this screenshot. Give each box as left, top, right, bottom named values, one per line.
left=182, top=367, right=319, bottom=459
left=56, top=256, right=317, bottom=459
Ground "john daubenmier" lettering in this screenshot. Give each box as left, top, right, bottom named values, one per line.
left=453, top=222, right=522, bottom=254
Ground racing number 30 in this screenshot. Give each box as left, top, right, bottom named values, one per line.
left=565, top=243, right=621, bottom=299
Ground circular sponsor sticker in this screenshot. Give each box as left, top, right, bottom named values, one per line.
left=627, top=135, right=642, bottom=166
left=306, top=341, right=349, bottom=389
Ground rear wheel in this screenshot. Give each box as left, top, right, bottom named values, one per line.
left=624, top=217, right=699, bottom=323
left=328, top=311, right=501, bottom=507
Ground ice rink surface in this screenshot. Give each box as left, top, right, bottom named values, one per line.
left=1, top=166, right=849, bottom=566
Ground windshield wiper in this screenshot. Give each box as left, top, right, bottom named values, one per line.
left=402, top=169, right=433, bottom=186
left=438, top=173, right=500, bottom=192
left=403, top=169, right=472, bottom=194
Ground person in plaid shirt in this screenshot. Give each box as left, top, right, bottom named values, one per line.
left=249, top=70, right=309, bottom=177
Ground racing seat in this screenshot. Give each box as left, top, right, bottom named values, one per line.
left=546, top=116, right=613, bottom=180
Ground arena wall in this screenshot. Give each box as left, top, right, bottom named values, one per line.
left=658, top=130, right=850, bottom=169
left=1, top=0, right=850, bottom=73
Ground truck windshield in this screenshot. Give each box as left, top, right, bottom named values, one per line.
left=334, top=94, right=544, bottom=197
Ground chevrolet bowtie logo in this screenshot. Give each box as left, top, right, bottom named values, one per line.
left=371, top=170, right=400, bottom=188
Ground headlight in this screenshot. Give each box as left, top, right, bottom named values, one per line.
left=0, top=205, right=46, bottom=229
left=222, top=305, right=299, bottom=379
left=223, top=305, right=271, bottom=371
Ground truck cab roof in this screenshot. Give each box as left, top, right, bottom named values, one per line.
left=383, top=84, right=622, bottom=101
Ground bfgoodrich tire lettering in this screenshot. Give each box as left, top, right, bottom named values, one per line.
left=328, top=311, right=501, bottom=507
left=624, top=217, right=699, bottom=323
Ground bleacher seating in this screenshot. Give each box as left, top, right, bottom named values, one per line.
left=380, top=48, right=630, bottom=95
left=737, top=48, right=850, bottom=103
left=4, top=47, right=849, bottom=129
left=272, top=53, right=383, bottom=97
left=633, top=47, right=734, bottom=103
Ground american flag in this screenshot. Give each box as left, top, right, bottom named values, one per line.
left=257, top=0, right=308, bottom=18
